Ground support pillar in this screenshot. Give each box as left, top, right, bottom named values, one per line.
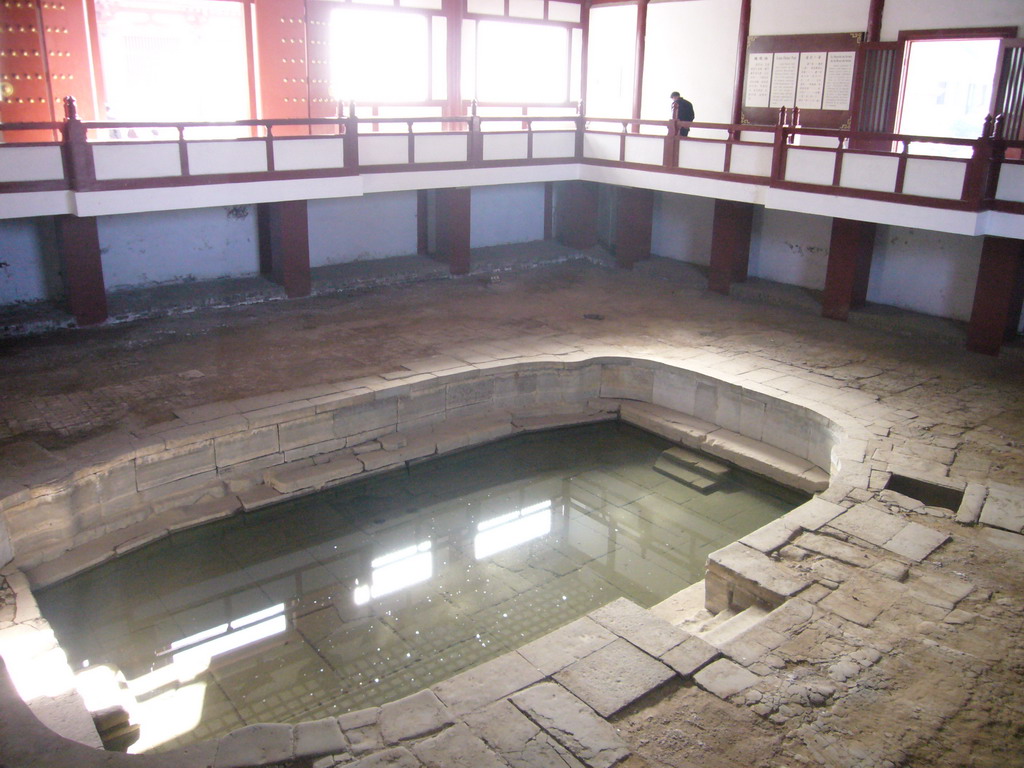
left=54, top=215, right=107, bottom=326
left=967, top=235, right=1024, bottom=355
left=708, top=199, right=754, bottom=294
left=614, top=187, right=653, bottom=269
left=555, top=181, right=599, bottom=249
left=434, top=187, right=471, bottom=275
left=822, top=218, right=876, bottom=321
left=257, top=200, right=311, bottom=298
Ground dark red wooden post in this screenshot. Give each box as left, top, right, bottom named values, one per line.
left=708, top=200, right=754, bottom=294
left=343, top=101, right=360, bottom=171
left=54, top=215, right=107, bottom=326
left=967, top=236, right=1024, bottom=355
left=61, top=96, right=95, bottom=191
left=434, top=187, right=472, bottom=275
left=822, top=218, right=877, bottom=320
left=555, top=181, right=599, bottom=249
left=257, top=201, right=311, bottom=298
left=614, top=187, right=654, bottom=269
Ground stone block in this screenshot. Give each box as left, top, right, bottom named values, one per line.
left=792, top=531, right=876, bottom=568
left=587, top=597, right=689, bottom=657
left=135, top=440, right=216, bottom=492
left=349, top=746, right=420, bottom=768
left=293, top=718, right=348, bottom=760
left=553, top=638, right=675, bottom=717
left=411, top=723, right=508, bottom=768
left=693, top=658, right=759, bottom=699
left=214, top=425, right=280, bottom=468
left=828, top=504, right=906, bottom=547
left=618, top=402, right=715, bottom=448
left=160, top=415, right=248, bottom=451
left=707, top=542, right=810, bottom=608
left=338, top=707, right=381, bottom=756
left=263, top=454, right=364, bottom=494
left=238, top=484, right=284, bottom=512
left=660, top=634, right=719, bottom=677
left=433, top=651, right=544, bottom=717
left=213, top=723, right=294, bottom=768
left=518, top=616, right=617, bottom=675
left=433, top=415, right=514, bottom=455
left=979, top=483, right=1024, bottom=533
left=509, top=682, right=630, bottom=768
left=334, top=400, right=399, bottom=441
left=463, top=699, right=584, bottom=768
left=446, top=377, right=496, bottom=410
left=378, top=690, right=454, bottom=744
left=652, top=368, right=698, bottom=415
left=600, top=363, right=654, bottom=402
left=242, top=400, right=317, bottom=428
left=881, top=522, right=949, bottom=562
left=279, top=413, right=337, bottom=453
left=818, top=586, right=888, bottom=627
left=955, top=483, right=987, bottom=525
left=786, top=498, right=844, bottom=531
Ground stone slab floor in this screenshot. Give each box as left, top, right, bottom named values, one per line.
left=2, top=257, right=1024, bottom=767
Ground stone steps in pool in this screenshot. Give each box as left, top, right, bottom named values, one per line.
left=654, top=447, right=731, bottom=492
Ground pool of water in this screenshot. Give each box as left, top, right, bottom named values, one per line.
left=37, top=422, right=806, bottom=752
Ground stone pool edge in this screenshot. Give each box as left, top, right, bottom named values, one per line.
left=0, top=354, right=1007, bottom=768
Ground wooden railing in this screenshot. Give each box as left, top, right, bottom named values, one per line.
left=1, top=98, right=1021, bottom=216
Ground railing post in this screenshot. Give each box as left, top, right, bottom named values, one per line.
left=962, top=114, right=996, bottom=210
left=343, top=100, right=359, bottom=171
left=468, top=98, right=482, bottom=163
left=61, top=96, right=95, bottom=191
left=770, top=107, right=789, bottom=182
left=574, top=100, right=585, bottom=161
left=663, top=120, right=679, bottom=168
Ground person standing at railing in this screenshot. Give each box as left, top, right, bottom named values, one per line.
left=670, top=91, right=694, bottom=136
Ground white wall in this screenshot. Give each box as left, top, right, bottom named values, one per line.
left=308, top=192, right=418, bottom=266
left=867, top=226, right=983, bottom=323
left=651, top=192, right=714, bottom=264
left=0, top=219, right=52, bottom=304
left=880, top=0, right=1024, bottom=42
left=98, top=207, right=259, bottom=290
left=643, top=0, right=741, bottom=125
left=471, top=184, right=545, bottom=247
left=748, top=209, right=832, bottom=290
left=749, top=0, right=870, bottom=36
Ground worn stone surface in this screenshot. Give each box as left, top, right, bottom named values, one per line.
left=410, top=723, right=507, bottom=768
left=518, top=616, right=617, bottom=675
left=432, top=651, right=544, bottom=716
left=587, top=597, right=689, bottom=657
left=693, top=658, right=760, bottom=699
left=660, top=633, right=720, bottom=677
left=462, top=699, right=585, bottom=768
left=294, top=718, right=348, bottom=759
left=212, top=723, right=293, bottom=768
left=553, top=637, right=675, bottom=717
left=979, top=483, right=1024, bottom=533
left=378, top=690, right=454, bottom=745
left=510, top=682, right=630, bottom=768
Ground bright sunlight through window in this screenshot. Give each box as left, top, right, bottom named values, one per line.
left=330, top=7, right=429, bottom=103
left=474, top=21, right=568, bottom=103
left=899, top=38, right=1001, bottom=157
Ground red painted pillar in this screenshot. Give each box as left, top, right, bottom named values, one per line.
left=967, top=236, right=1024, bottom=355
left=822, top=218, right=876, bottom=321
left=54, top=215, right=107, bottom=326
left=708, top=199, right=754, bottom=294
left=258, top=201, right=311, bottom=298
left=434, top=187, right=471, bottom=275
left=555, top=181, right=599, bottom=249
left=614, top=187, right=653, bottom=269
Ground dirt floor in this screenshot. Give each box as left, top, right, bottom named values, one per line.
left=2, top=257, right=1023, bottom=767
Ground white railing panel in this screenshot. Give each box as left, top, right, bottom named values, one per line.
left=188, top=140, right=267, bottom=176
left=739, top=131, right=774, bottom=143
left=359, top=135, right=409, bottom=165
left=995, top=162, right=1024, bottom=204
left=414, top=134, right=468, bottom=163
left=729, top=143, right=773, bottom=177
left=902, top=157, right=966, bottom=200
left=583, top=132, right=621, bottom=162
left=785, top=147, right=836, bottom=186
left=678, top=141, right=726, bottom=173
left=273, top=137, right=345, bottom=171
left=839, top=153, right=899, bottom=193
left=624, top=135, right=663, bottom=166
left=482, top=132, right=529, bottom=161
left=0, top=145, right=65, bottom=182
left=94, top=142, right=182, bottom=180
left=532, top=131, right=576, bottom=159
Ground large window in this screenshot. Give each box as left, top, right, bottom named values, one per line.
left=329, top=7, right=432, bottom=104
left=95, top=0, right=250, bottom=125
left=464, top=20, right=573, bottom=104
left=898, top=37, right=1002, bottom=154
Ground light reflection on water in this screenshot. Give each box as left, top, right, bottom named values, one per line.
left=37, top=423, right=806, bottom=752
